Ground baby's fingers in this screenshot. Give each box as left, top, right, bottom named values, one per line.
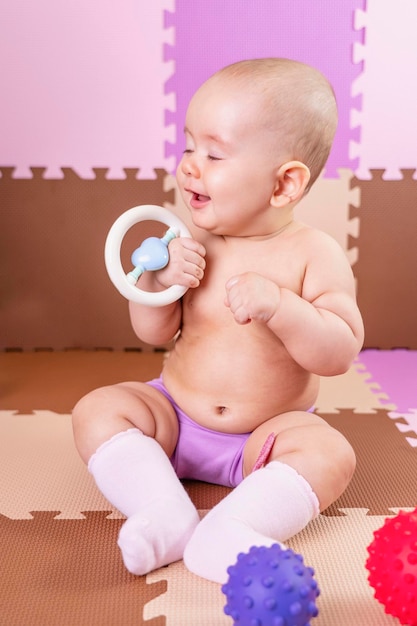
left=166, top=237, right=206, bottom=287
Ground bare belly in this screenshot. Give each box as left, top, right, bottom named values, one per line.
left=161, top=329, right=319, bottom=433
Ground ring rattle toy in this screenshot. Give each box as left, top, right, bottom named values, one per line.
left=104, top=204, right=191, bottom=306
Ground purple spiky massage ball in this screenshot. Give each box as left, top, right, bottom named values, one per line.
left=222, top=544, right=320, bottom=626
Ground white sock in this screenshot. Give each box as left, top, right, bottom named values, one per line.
left=183, top=461, right=320, bottom=583
left=88, top=428, right=200, bottom=575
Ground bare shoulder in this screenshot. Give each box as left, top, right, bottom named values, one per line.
left=291, top=223, right=356, bottom=294
left=293, top=221, right=343, bottom=250
left=293, top=223, right=350, bottom=267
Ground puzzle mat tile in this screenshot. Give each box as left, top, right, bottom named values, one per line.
left=352, top=173, right=417, bottom=349
left=0, top=169, right=174, bottom=350
left=358, top=349, right=417, bottom=448
left=0, top=410, right=120, bottom=520
left=0, top=511, right=166, bottom=626
left=145, top=510, right=400, bottom=626
left=358, top=349, right=417, bottom=414
left=169, top=0, right=364, bottom=176
left=0, top=350, right=165, bottom=414
left=352, top=0, right=417, bottom=178
left=321, top=409, right=417, bottom=516
left=0, top=0, right=174, bottom=179
left=294, top=169, right=359, bottom=265
left=315, top=358, right=395, bottom=414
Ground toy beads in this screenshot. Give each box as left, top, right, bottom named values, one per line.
left=222, top=544, right=320, bottom=626
left=366, top=508, right=417, bottom=625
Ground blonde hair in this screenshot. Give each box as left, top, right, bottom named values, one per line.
left=212, top=58, right=338, bottom=190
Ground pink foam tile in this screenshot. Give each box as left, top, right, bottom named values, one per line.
left=0, top=0, right=173, bottom=179
left=357, top=349, right=417, bottom=413
left=353, top=0, right=417, bottom=178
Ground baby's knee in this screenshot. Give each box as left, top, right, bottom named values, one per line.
left=317, top=427, right=356, bottom=510
left=72, top=385, right=123, bottom=463
left=73, top=385, right=109, bottom=430
left=336, top=431, right=356, bottom=488
left=313, top=419, right=356, bottom=489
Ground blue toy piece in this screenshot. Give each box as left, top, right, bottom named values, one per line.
left=127, top=227, right=179, bottom=284
left=222, top=544, right=320, bottom=626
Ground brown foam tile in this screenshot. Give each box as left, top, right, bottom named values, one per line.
left=0, top=511, right=166, bottom=626
left=352, top=170, right=417, bottom=349
left=321, top=409, right=417, bottom=516
left=388, top=408, right=417, bottom=448
left=1, top=167, right=175, bottom=350
left=0, top=350, right=165, bottom=414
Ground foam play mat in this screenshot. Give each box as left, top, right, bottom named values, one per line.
left=2, top=348, right=417, bottom=625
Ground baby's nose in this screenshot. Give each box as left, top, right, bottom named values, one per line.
left=181, top=153, right=200, bottom=178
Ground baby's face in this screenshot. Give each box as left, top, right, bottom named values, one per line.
left=176, top=78, right=288, bottom=238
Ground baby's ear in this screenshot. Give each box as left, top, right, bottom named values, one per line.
left=270, top=161, right=310, bottom=207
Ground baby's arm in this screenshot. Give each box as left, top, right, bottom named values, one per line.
left=225, top=232, right=364, bottom=376
left=129, top=237, right=206, bottom=345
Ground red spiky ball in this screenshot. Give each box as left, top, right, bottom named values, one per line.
left=366, top=508, right=417, bottom=625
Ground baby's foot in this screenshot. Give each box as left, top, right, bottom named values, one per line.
left=118, top=498, right=200, bottom=576
left=184, top=511, right=280, bottom=583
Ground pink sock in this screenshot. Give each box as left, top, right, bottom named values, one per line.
left=183, top=461, right=319, bottom=583
left=88, top=428, right=200, bottom=576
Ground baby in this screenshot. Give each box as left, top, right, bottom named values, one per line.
left=73, top=58, right=364, bottom=584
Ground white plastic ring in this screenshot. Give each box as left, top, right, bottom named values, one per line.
left=104, top=205, right=191, bottom=306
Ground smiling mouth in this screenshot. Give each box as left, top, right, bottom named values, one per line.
left=190, top=191, right=211, bottom=207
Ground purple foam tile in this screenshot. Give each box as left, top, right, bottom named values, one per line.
left=358, top=349, right=417, bottom=413
left=169, top=0, right=365, bottom=175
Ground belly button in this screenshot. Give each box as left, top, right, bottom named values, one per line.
left=216, top=406, right=228, bottom=415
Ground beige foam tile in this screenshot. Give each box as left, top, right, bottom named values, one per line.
left=145, top=560, right=229, bottom=626
left=145, top=509, right=398, bottom=625
left=0, top=410, right=122, bottom=519
left=315, top=361, right=396, bottom=414
left=294, top=168, right=360, bottom=265
left=287, top=509, right=399, bottom=625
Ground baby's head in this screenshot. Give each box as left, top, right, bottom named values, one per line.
left=198, top=58, right=337, bottom=191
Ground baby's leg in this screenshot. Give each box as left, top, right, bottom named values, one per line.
left=72, top=382, right=199, bottom=575
left=184, top=411, right=355, bottom=583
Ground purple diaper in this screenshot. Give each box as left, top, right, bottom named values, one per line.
left=146, top=377, right=249, bottom=488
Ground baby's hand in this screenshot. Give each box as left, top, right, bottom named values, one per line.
left=157, top=237, right=206, bottom=289
left=225, top=272, right=281, bottom=324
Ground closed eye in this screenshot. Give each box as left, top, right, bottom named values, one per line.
left=182, top=148, right=222, bottom=161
